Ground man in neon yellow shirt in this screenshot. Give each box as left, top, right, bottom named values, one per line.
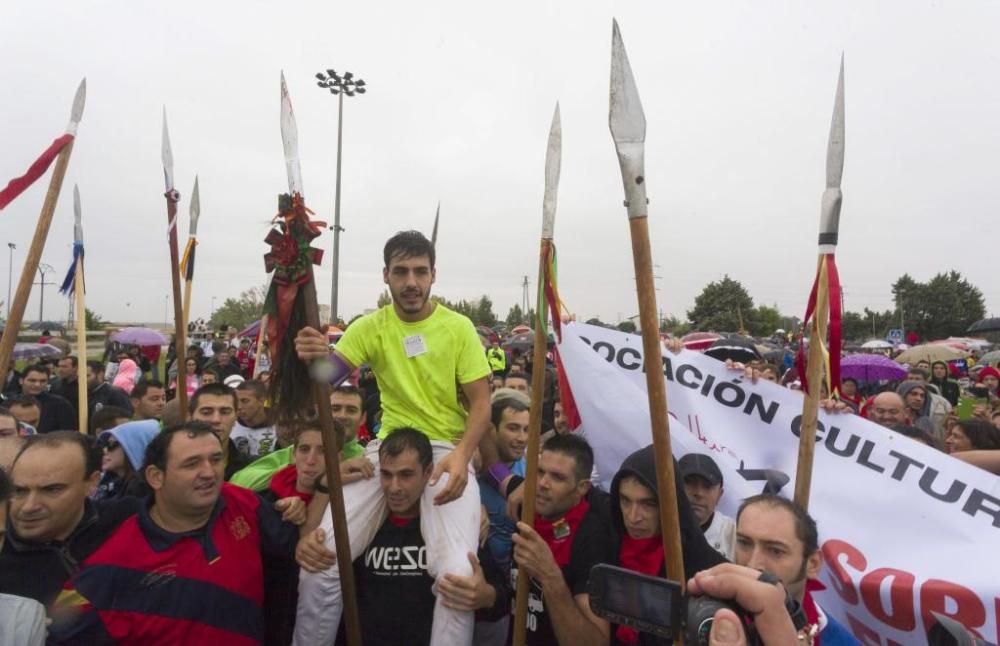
left=293, top=231, right=491, bottom=646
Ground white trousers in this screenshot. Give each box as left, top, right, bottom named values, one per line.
left=293, top=440, right=480, bottom=646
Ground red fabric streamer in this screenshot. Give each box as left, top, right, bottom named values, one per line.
left=263, top=193, right=325, bottom=364
left=795, top=254, right=843, bottom=398
left=554, top=349, right=582, bottom=431
left=0, top=134, right=74, bottom=210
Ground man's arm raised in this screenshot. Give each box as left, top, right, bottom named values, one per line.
left=430, top=375, right=491, bottom=505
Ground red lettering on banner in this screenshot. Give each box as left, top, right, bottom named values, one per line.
left=919, top=579, right=986, bottom=640
left=860, top=568, right=916, bottom=631
left=822, top=539, right=865, bottom=605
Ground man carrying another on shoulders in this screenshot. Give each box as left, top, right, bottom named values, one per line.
left=293, top=230, right=491, bottom=646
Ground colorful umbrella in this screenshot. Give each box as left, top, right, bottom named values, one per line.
left=110, top=327, right=169, bottom=346
left=12, top=343, right=63, bottom=360
left=680, top=331, right=722, bottom=351
left=861, top=339, right=892, bottom=350
left=841, top=353, right=907, bottom=382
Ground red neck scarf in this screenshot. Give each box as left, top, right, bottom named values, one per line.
left=269, top=464, right=313, bottom=504
left=615, top=535, right=666, bottom=644
left=533, top=498, right=590, bottom=568
left=803, top=582, right=823, bottom=646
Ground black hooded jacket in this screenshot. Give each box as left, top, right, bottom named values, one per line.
left=609, top=445, right=727, bottom=578
left=607, top=446, right=727, bottom=645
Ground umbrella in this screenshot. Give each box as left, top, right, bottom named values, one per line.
left=111, top=327, right=169, bottom=346
left=27, top=321, right=66, bottom=332
left=976, top=350, right=1000, bottom=367
left=238, top=319, right=261, bottom=339
left=861, top=339, right=892, bottom=350
left=895, top=343, right=966, bottom=365
left=13, top=343, right=63, bottom=360
left=502, top=331, right=554, bottom=352
left=928, top=339, right=971, bottom=352
left=510, top=324, right=531, bottom=335
left=967, top=318, right=1000, bottom=334
left=704, top=337, right=762, bottom=363
left=841, top=354, right=907, bottom=382
left=680, top=331, right=722, bottom=351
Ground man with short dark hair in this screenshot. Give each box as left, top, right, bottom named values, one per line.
left=335, top=428, right=508, bottom=645
left=509, top=434, right=612, bottom=646
left=293, top=230, right=491, bottom=645
left=504, top=373, right=530, bottom=394
left=231, top=379, right=277, bottom=460
left=53, top=356, right=81, bottom=415
left=6, top=397, right=40, bottom=434
left=85, top=360, right=132, bottom=418
left=49, top=422, right=310, bottom=644
left=679, top=453, right=736, bottom=559
left=17, top=366, right=75, bottom=432
left=189, top=383, right=248, bottom=480
left=735, top=494, right=854, bottom=644
left=480, top=393, right=530, bottom=571
left=130, top=380, right=166, bottom=421
left=0, top=432, right=139, bottom=605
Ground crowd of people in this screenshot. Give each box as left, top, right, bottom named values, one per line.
left=0, top=230, right=991, bottom=645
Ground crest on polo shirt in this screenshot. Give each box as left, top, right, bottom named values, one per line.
left=230, top=515, right=251, bottom=540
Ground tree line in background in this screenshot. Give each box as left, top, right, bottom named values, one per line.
left=186, top=269, right=987, bottom=342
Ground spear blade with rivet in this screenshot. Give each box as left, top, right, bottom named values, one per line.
left=161, top=108, right=188, bottom=416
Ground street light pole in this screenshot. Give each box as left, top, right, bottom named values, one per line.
left=34, top=263, right=55, bottom=323
left=315, top=69, right=367, bottom=326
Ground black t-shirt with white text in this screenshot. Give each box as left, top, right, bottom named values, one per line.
left=510, top=492, right=613, bottom=646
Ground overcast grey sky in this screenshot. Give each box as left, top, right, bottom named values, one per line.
left=2, top=1, right=999, bottom=328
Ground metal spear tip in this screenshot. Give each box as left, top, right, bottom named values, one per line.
left=280, top=72, right=304, bottom=195
left=541, top=101, right=562, bottom=240
left=826, top=54, right=846, bottom=190
left=609, top=19, right=646, bottom=145
left=68, top=77, right=87, bottom=131
left=189, top=175, right=201, bottom=233
left=161, top=106, right=175, bottom=189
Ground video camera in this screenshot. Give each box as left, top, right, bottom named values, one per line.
left=587, top=564, right=803, bottom=645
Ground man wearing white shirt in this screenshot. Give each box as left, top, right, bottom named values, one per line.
left=679, top=452, right=736, bottom=560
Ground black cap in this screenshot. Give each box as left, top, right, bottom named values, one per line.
left=679, top=453, right=723, bottom=487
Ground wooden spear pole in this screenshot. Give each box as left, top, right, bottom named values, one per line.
left=609, top=20, right=687, bottom=600
left=161, top=111, right=188, bottom=416
left=72, top=185, right=88, bottom=434
left=512, top=104, right=561, bottom=646
left=794, top=259, right=829, bottom=508
left=0, top=79, right=85, bottom=379
left=75, top=253, right=87, bottom=433
left=279, top=73, right=362, bottom=646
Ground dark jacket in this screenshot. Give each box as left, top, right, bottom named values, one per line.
left=609, top=446, right=727, bottom=578
left=0, top=497, right=140, bottom=606
left=608, top=446, right=728, bottom=645
left=88, top=382, right=134, bottom=418
left=35, top=391, right=78, bottom=433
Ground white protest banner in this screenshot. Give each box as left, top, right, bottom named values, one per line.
left=558, top=322, right=1000, bottom=644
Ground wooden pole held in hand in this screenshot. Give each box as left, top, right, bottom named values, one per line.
left=794, top=257, right=830, bottom=510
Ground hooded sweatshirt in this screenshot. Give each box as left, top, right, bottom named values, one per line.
left=896, top=380, right=932, bottom=422
left=929, top=361, right=960, bottom=407
left=608, top=446, right=728, bottom=645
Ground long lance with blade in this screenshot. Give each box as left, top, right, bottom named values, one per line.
left=608, top=20, right=686, bottom=599
left=162, top=109, right=189, bottom=416
left=794, top=57, right=845, bottom=510
left=431, top=201, right=440, bottom=248
left=276, top=72, right=362, bottom=646
left=0, top=79, right=86, bottom=380
left=512, top=103, right=561, bottom=646
left=181, top=176, right=200, bottom=332
left=72, top=186, right=88, bottom=433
